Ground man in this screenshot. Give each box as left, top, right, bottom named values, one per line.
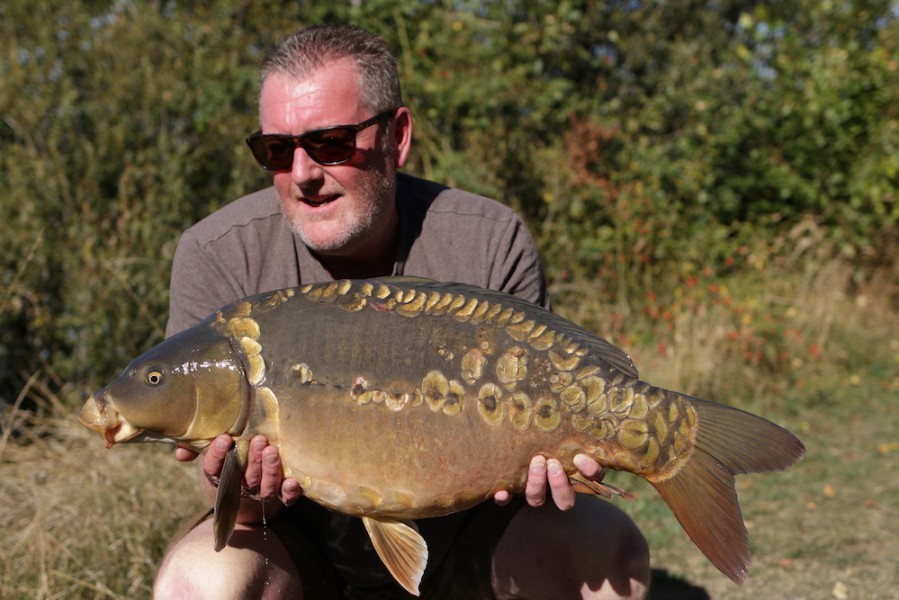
left=155, top=24, right=649, bottom=599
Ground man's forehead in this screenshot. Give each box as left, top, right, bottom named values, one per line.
left=259, top=64, right=368, bottom=131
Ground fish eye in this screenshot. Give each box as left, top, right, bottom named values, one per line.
left=146, top=369, right=164, bottom=385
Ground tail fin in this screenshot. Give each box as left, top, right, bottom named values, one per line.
left=649, top=398, right=805, bottom=583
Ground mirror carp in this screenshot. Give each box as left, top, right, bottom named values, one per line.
left=78, top=277, right=804, bottom=595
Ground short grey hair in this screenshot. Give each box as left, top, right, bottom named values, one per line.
left=260, top=24, right=403, bottom=113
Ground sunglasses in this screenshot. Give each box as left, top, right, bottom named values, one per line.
left=245, top=108, right=398, bottom=170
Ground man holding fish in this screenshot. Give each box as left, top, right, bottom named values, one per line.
left=154, top=24, right=650, bottom=599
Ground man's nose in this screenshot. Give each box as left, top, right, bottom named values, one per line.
left=290, top=146, right=325, bottom=185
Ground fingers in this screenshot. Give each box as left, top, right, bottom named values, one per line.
left=174, top=446, right=199, bottom=462
left=546, top=458, right=576, bottom=511
left=524, top=456, right=549, bottom=507
left=198, top=434, right=301, bottom=504
left=244, top=435, right=300, bottom=503
left=493, top=490, right=512, bottom=506
left=524, top=455, right=590, bottom=511
left=281, top=477, right=303, bottom=506
left=257, top=445, right=282, bottom=498
left=243, top=435, right=269, bottom=491
left=573, top=453, right=604, bottom=481
left=202, top=434, right=233, bottom=479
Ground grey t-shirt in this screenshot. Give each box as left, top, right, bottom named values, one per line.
left=165, top=172, right=549, bottom=592
left=166, top=172, right=548, bottom=337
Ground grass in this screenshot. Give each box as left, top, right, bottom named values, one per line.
left=1, top=258, right=897, bottom=599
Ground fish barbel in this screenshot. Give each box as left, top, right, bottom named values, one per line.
left=78, top=277, right=804, bottom=595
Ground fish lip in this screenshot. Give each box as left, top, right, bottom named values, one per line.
left=77, top=390, right=143, bottom=448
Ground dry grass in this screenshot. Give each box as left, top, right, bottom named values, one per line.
left=2, top=259, right=897, bottom=599
left=0, top=390, right=205, bottom=599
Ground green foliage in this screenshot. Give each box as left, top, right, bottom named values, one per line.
left=1, top=0, right=897, bottom=407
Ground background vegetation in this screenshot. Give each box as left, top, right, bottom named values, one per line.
left=1, top=1, right=897, bottom=598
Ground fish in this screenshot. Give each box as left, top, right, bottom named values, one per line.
left=78, top=276, right=804, bottom=595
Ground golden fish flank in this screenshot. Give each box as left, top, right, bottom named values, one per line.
left=319, top=280, right=697, bottom=477
left=78, top=276, right=805, bottom=595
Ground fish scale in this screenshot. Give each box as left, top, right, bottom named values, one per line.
left=78, top=276, right=804, bottom=596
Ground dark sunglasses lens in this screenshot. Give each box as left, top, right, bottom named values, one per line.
left=303, top=127, right=356, bottom=165
left=258, top=138, right=295, bottom=170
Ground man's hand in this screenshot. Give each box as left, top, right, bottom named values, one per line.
left=493, top=453, right=604, bottom=511
left=176, top=434, right=303, bottom=506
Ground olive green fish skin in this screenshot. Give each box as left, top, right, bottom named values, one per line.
left=79, top=277, right=804, bottom=585
left=210, top=278, right=691, bottom=517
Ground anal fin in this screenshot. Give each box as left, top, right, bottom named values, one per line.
left=362, top=516, right=428, bottom=596
left=569, top=473, right=634, bottom=499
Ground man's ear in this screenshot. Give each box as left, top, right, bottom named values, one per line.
left=392, top=106, right=413, bottom=168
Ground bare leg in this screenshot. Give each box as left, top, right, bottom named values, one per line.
left=491, top=499, right=650, bottom=600
left=154, top=519, right=303, bottom=600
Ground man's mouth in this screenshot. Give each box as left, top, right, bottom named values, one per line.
left=301, top=194, right=339, bottom=207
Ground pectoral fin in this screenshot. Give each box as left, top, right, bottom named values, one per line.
left=213, top=444, right=243, bottom=551
left=362, top=516, right=428, bottom=596
left=569, top=473, right=634, bottom=500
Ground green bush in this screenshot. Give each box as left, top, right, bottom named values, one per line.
left=1, top=0, right=896, bottom=407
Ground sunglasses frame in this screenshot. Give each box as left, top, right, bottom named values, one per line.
left=246, top=108, right=399, bottom=170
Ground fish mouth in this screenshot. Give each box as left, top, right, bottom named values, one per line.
left=77, top=390, right=144, bottom=448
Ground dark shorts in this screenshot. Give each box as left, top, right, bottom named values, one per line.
left=177, top=498, right=525, bottom=599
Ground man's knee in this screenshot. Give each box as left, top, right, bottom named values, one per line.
left=492, top=499, right=650, bottom=600
left=154, top=519, right=303, bottom=600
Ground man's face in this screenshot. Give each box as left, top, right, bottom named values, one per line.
left=259, top=60, right=409, bottom=258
